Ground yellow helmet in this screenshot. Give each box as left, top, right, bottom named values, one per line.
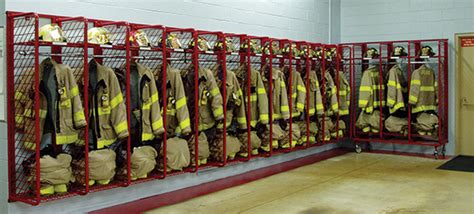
left=129, top=29, right=150, bottom=47
left=88, top=27, right=112, bottom=45
left=38, top=23, right=67, bottom=42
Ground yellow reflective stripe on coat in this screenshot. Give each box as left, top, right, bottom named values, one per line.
left=339, top=90, right=348, bottom=96
left=152, top=118, right=163, bottom=131
left=114, top=121, right=128, bottom=134
left=308, top=108, right=316, bottom=115
left=316, top=104, right=324, bottom=111
left=296, top=102, right=305, bottom=111
left=411, top=79, right=421, bottom=85
left=15, top=91, right=25, bottom=100
left=359, top=99, right=368, bottom=107
left=74, top=110, right=86, bottom=122
left=179, top=118, right=191, bottom=130
left=97, top=139, right=115, bottom=149
left=210, top=87, right=220, bottom=96
left=250, top=120, right=257, bottom=127
left=281, top=105, right=290, bottom=112
left=15, top=115, right=24, bottom=124
left=360, top=86, right=371, bottom=92
left=297, top=85, right=306, bottom=93
left=70, top=86, right=80, bottom=97
left=98, top=107, right=111, bottom=116
left=56, top=133, right=78, bottom=145
left=339, top=109, right=349, bottom=115
left=213, top=107, right=224, bottom=117
left=387, top=98, right=396, bottom=106
left=176, top=97, right=187, bottom=109
left=273, top=113, right=281, bottom=119
left=412, top=105, right=437, bottom=113
left=409, top=95, right=418, bottom=103
left=110, top=94, right=124, bottom=109
left=150, top=93, right=159, bottom=103
left=260, top=114, right=269, bottom=122
left=331, top=103, right=338, bottom=111
left=142, top=133, right=154, bottom=141
left=237, top=117, right=246, bottom=124
left=390, top=102, right=405, bottom=114
left=292, top=93, right=297, bottom=98
left=420, top=86, right=435, bottom=92
left=24, top=109, right=47, bottom=118
left=23, top=141, right=36, bottom=151
left=250, top=94, right=257, bottom=102
left=257, top=87, right=266, bottom=95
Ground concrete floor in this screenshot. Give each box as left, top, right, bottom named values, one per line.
left=147, top=153, right=474, bottom=214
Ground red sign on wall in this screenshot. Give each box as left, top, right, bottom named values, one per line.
left=461, top=37, right=474, bottom=47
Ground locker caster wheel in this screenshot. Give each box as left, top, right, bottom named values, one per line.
left=434, top=149, right=439, bottom=160
left=355, top=144, right=362, bottom=153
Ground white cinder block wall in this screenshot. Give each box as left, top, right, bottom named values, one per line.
left=340, top=0, right=474, bottom=156
left=0, top=0, right=334, bottom=213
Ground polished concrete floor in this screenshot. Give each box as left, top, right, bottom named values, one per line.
left=147, top=153, right=474, bottom=214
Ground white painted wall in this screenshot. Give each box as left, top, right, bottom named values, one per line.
left=0, top=0, right=333, bottom=213
left=340, top=0, right=474, bottom=155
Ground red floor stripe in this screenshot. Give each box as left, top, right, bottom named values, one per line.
left=90, top=148, right=348, bottom=214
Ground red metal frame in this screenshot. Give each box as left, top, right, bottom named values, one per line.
left=342, top=39, right=449, bottom=158
left=6, top=11, right=450, bottom=206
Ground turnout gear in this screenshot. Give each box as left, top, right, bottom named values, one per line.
left=213, top=67, right=247, bottom=130
left=156, top=66, right=192, bottom=136
left=88, top=27, right=112, bottom=45
left=385, top=116, right=408, bottom=134
left=29, top=153, right=74, bottom=195
left=15, top=58, right=86, bottom=151
left=39, top=24, right=67, bottom=42
left=161, top=137, right=190, bottom=171
left=238, top=131, right=261, bottom=156
left=337, top=71, right=351, bottom=116
left=188, top=132, right=210, bottom=165
left=130, top=146, right=157, bottom=180
left=129, top=62, right=164, bottom=145
left=413, top=112, right=438, bottom=135
left=262, top=66, right=290, bottom=121
left=319, top=117, right=334, bottom=141
left=240, top=39, right=262, bottom=54
left=356, top=110, right=383, bottom=133
left=210, top=135, right=241, bottom=161
left=324, top=70, right=339, bottom=116
left=129, top=29, right=151, bottom=47
left=307, top=69, right=324, bottom=116
left=235, top=65, right=269, bottom=127
left=409, top=65, right=437, bottom=114
left=386, top=65, right=407, bottom=114
left=262, top=42, right=281, bottom=55
left=73, top=149, right=116, bottom=186
left=358, top=66, right=385, bottom=114
left=330, top=120, right=346, bottom=138
left=85, top=60, right=129, bottom=149
left=298, top=121, right=318, bottom=144
left=285, top=67, right=306, bottom=118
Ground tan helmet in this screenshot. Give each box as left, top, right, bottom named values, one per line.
left=88, top=27, right=112, bottom=45
left=240, top=40, right=261, bottom=53
left=159, top=33, right=182, bottom=49
left=38, top=23, right=67, bottom=42
left=129, top=29, right=150, bottom=47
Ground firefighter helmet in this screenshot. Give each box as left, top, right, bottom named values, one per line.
left=88, top=27, right=112, bottom=45
left=129, top=29, right=151, bottom=47
left=364, top=48, right=379, bottom=59
left=188, top=36, right=212, bottom=51
left=393, top=46, right=407, bottom=57
left=214, top=38, right=236, bottom=53
left=159, top=33, right=182, bottom=49
left=420, top=46, right=435, bottom=56
left=38, top=23, right=67, bottom=42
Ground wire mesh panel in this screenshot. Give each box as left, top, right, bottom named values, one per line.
left=128, top=25, right=167, bottom=181
left=162, top=28, right=199, bottom=175
left=7, top=13, right=89, bottom=204
left=194, top=32, right=228, bottom=168
left=86, top=21, right=132, bottom=191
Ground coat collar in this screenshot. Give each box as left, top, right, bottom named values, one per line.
left=39, top=58, right=60, bottom=80
left=131, top=61, right=153, bottom=80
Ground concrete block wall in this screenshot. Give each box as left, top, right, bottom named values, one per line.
left=340, top=0, right=474, bottom=155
